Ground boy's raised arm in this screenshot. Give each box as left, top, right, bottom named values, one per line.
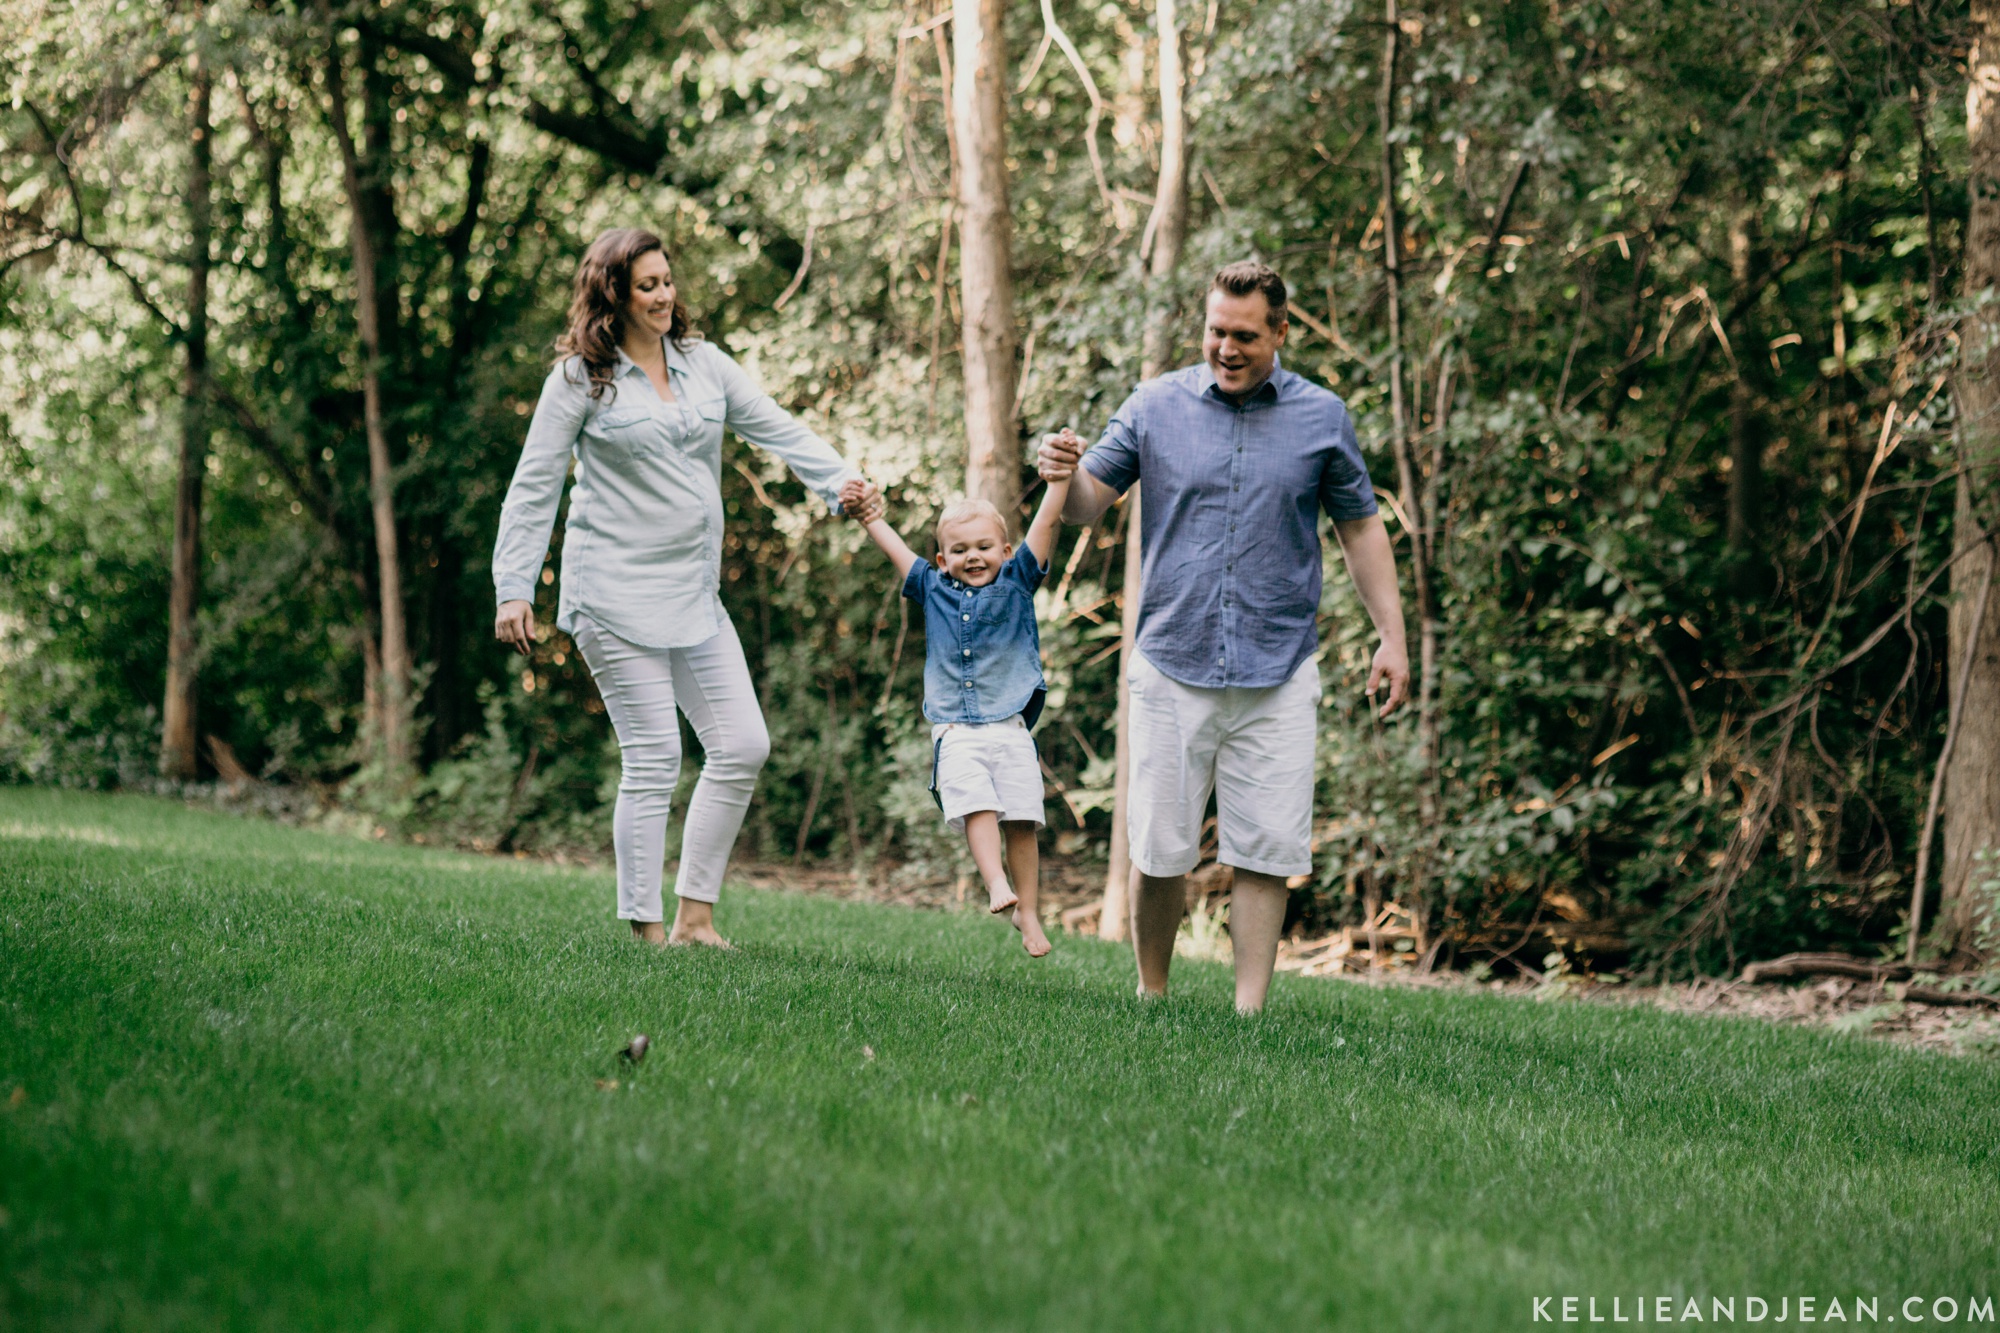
left=840, top=479, right=923, bottom=580
left=1024, top=475, right=1071, bottom=570
left=866, top=514, right=923, bottom=581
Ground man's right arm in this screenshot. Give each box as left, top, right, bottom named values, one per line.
left=1061, top=468, right=1121, bottom=524
left=1037, top=413, right=1137, bottom=524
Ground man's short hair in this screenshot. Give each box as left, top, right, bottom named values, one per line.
left=934, top=496, right=1009, bottom=546
left=1211, top=261, right=1288, bottom=330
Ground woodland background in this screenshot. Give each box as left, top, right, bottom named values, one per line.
left=4, top=0, right=2000, bottom=979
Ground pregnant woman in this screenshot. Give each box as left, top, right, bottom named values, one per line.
left=493, top=227, right=871, bottom=948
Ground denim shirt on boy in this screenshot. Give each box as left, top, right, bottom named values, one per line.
left=904, top=543, right=1049, bottom=727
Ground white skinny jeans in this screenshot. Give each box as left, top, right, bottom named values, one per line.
left=570, top=614, right=770, bottom=920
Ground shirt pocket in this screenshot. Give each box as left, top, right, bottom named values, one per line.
left=972, top=585, right=1028, bottom=627
left=668, top=395, right=726, bottom=467
left=589, top=404, right=658, bottom=455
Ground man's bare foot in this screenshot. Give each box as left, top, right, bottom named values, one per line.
left=667, top=922, right=734, bottom=949
left=988, top=885, right=1019, bottom=915
left=1010, top=907, right=1053, bottom=958
left=630, top=920, right=668, bottom=947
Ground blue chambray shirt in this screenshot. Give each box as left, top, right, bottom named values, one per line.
left=1081, top=360, right=1379, bottom=689
left=904, top=543, right=1050, bottom=726
left=492, top=338, right=859, bottom=649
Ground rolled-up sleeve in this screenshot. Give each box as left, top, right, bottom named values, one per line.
left=1081, top=390, right=1144, bottom=494
left=492, top=364, right=588, bottom=606
left=1318, top=402, right=1379, bottom=521
left=708, top=346, right=858, bottom=512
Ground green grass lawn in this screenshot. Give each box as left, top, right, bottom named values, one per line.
left=2, top=788, right=1996, bottom=1331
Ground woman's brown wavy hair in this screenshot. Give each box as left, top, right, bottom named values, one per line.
left=555, top=228, right=694, bottom=400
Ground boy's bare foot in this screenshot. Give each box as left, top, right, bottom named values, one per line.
left=630, top=920, right=668, bottom=947
left=1011, top=907, right=1053, bottom=958
left=988, top=885, right=1019, bottom=915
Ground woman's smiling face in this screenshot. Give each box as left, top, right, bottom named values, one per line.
left=622, top=250, right=677, bottom=340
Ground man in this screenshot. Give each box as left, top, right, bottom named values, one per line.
left=1037, top=261, right=1410, bottom=1013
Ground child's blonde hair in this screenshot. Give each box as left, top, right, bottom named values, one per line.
left=933, top=496, right=1010, bottom=546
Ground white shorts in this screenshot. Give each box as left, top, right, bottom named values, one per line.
left=1125, top=651, right=1320, bottom=878
left=931, top=718, right=1046, bottom=832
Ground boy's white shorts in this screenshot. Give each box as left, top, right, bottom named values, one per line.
left=931, top=717, right=1046, bottom=832
left=1126, top=650, right=1320, bottom=879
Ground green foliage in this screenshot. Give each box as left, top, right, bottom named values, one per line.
left=0, top=0, right=1977, bottom=973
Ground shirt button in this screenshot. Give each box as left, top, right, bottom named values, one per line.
left=962, top=649, right=970, bottom=657
left=962, top=613, right=970, bottom=621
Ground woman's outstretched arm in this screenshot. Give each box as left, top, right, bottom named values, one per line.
left=708, top=345, right=860, bottom=511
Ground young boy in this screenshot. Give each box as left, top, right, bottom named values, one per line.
left=839, top=475, right=1070, bottom=957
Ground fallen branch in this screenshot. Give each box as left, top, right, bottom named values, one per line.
left=1739, top=951, right=1911, bottom=984
left=1896, top=985, right=2000, bottom=1010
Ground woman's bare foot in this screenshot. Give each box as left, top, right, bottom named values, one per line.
left=667, top=900, right=734, bottom=949
left=630, top=920, right=668, bottom=947
left=1011, top=906, right=1052, bottom=957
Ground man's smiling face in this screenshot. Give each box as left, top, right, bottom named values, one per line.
left=1202, top=288, right=1286, bottom=397
left=935, top=513, right=1011, bottom=587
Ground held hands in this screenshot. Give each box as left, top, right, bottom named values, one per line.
left=838, top=477, right=886, bottom=525
left=1037, top=428, right=1084, bottom=482
left=1365, top=640, right=1412, bottom=719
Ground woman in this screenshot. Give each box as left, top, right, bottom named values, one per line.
left=493, top=227, right=871, bottom=947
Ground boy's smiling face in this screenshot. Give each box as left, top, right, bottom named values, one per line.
left=935, top=512, right=1011, bottom=587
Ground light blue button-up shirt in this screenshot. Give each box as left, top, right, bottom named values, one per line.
left=492, top=338, right=859, bottom=649
left=1081, top=360, right=1378, bottom=689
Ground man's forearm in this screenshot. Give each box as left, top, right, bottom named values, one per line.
left=1062, top=469, right=1121, bottom=524
left=1333, top=515, right=1407, bottom=647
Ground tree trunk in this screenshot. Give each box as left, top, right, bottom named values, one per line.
left=160, top=68, right=212, bottom=781
left=1100, top=492, right=1142, bottom=942
left=1137, top=0, right=1188, bottom=378
left=1100, top=0, right=1190, bottom=941
left=1726, top=207, right=1762, bottom=564
left=1728, top=208, right=1760, bottom=556
left=1378, top=0, right=1435, bottom=808
left=326, top=37, right=413, bottom=772
left=952, top=0, right=1021, bottom=509
left=1940, top=0, right=2000, bottom=960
